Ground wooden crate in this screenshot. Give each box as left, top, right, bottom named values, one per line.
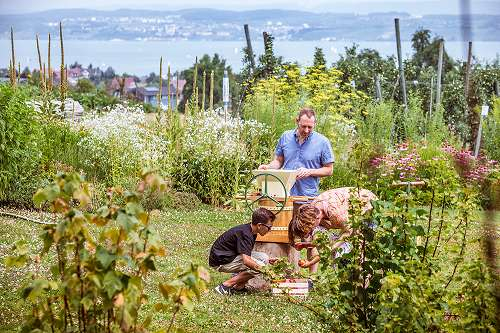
left=272, top=278, right=309, bottom=298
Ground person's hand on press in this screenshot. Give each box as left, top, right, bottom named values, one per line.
left=258, top=164, right=270, bottom=170
left=296, top=167, right=312, bottom=179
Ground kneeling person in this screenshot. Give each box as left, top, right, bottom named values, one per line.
left=209, top=207, right=276, bottom=295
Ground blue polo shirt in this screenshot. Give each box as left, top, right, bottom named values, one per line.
left=275, top=130, right=334, bottom=197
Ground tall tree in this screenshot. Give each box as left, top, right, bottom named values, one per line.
left=179, top=54, right=239, bottom=112
left=312, top=47, right=327, bottom=69
left=411, top=29, right=454, bottom=72
left=411, top=28, right=431, bottom=54
left=335, top=44, right=398, bottom=98
left=103, top=66, right=116, bottom=80
left=257, top=33, right=282, bottom=79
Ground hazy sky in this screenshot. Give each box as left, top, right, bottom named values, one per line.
left=1, top=0, right=499, bottom=14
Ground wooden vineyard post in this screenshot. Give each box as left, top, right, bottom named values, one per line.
left=244, top=24, right=256, bottom=72
left=435, top=40, right=444, bottom=109
left=394, top=18, right=408, bottom=113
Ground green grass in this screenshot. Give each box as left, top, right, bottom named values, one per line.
left=1, top=205, right=497, bottom=332
left=0, top=207, right=329, bottom=333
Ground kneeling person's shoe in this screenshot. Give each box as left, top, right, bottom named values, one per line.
left=232, top=287, right=250, bottom=294
left=214, top=284, right=233, bottom=296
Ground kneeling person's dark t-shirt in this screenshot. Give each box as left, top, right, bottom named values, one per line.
left=209, top=223, right=256, bottom=267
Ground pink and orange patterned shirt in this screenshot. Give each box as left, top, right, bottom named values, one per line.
left=311, top=187, right=377, bottom=230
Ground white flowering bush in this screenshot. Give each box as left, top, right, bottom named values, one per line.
left=183, top=108, right=268, bottom=160
left=172, top=109, right=270, bottom=205
left=74, top=103, right=169, bottom=186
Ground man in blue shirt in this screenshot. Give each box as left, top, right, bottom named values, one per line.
left=258, top=108, right=334, bottom=197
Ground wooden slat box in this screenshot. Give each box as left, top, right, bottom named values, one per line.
left=272, top=278, right=309, bottom=298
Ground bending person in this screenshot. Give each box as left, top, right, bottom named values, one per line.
left=288, top=187, right=377, bottom=272
left=209, top=207, right=277, bottom=295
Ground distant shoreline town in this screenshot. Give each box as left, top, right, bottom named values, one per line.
left=1, top=8, right=499, bottom=41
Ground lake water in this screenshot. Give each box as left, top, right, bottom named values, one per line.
left=1, top=40, right=499, bottom=76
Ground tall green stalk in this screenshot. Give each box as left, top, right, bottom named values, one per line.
left=59, top=22, right=67, bottom=114
left=158, top=56, right=163, bottom=116
left=10, top=27, right=16, bottom=88
left=36, top=34, right=46, bottom=92
left=432, top=195, right=447, bottom=257
left=192, top=57, right=198, bottom=113
left=48, top=33, right=52, bottom=91
left=201, top=70, right=206, bottom=112
left=167, top=64, right=171, bottom=114
left=209, top=70, right=214, bottom=110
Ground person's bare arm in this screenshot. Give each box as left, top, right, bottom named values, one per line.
left=241, top=254, right=263, bottom=271
left=299, top=247, right=320, bottom=268
left=296, top=162, right=333, bottom=179
left=331, top=228, right=353, bottom=251
left=258, top=155, right=284, bottom=170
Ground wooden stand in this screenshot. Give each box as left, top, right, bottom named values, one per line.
left=256, top=197, right=293, bottom=243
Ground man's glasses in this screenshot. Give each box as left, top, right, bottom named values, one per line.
left=261, top=224, right=273, bottom=231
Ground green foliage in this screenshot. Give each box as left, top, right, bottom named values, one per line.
left=70, top=88, right=119, bottom=111
left=442, top=69, right=470, bottom=140
left=470, top=65, right=500, bottom=106
left=312, top=47, right=327, bottom=69
left=410, top=29, right=454, bottom=74
left=295, top=183, right=493, bottom=332
left=4, top=170, right=209, bottom=332
left=444, top=258, right=498, bottom=332
left=376, top=265, right=444, bottom=331
left=335, top=44, right=398, bottom=100
left=403, top=95, right=427, bottom=142
left=355, top=101, right=394, bottom=152
left=0, top=84, right=44, bottom=203
left=482, top=97, right=500, bottom=161
left=38, top=118, right=85, bottom=169
left=426, top=104, right=453, bottom=148
left=320, top=159, right=359, bottom=190
left=257, top=33, right=283, bottom=79
left=261, top=257, right=305, bottom=280
left=156, top=263, right=210, bottom=331
left=75, top=78, right=95, bottom=93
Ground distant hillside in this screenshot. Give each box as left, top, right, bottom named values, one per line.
left=1, top=8, right=499, bottom=41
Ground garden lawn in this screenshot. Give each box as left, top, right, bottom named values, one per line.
left=0, top=207, right=329, bottom=333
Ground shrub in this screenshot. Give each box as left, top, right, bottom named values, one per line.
left=0, top=84, right=44, bottom=204
left=172, top=109, right=269, bottom=205
left=444, top=258, right=498, bottom=332
left=4, top=171, right=210, bottom=332
left=296, top=186, right=492, bottom=332
left=355, top=101, right=394, bottom=153
left=70, top=88, right=119, bottom=111
left=482, top=97, right=500, bottom=161
left=75, top=103, right=169, bottom=187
